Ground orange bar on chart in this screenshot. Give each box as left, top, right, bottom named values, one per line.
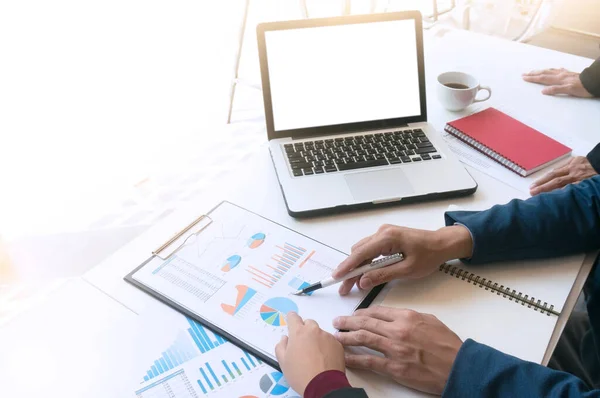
left=298, top=250, right=316, bottom=268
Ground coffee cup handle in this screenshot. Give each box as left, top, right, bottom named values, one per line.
left=474, top=85, right=492, bottom=103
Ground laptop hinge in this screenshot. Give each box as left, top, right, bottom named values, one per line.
left=290, top=123, right=410, bottom=140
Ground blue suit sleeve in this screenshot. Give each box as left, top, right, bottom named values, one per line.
left=444, top=176, right=600, bottom=264
left=441, top=176, right=600, bottom=396
left=443, top=340, right=600, bottom=398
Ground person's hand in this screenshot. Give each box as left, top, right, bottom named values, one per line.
left=333, top=225, right=473, bottom=295
left=530, top=156, right=597, bottom=195
left=522, top=68, right=593, bottom=98
left=334, top=306, right=462, bottom=395
left=275, top=312, right=345, bottom=395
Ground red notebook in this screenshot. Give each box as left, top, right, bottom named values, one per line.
left=445, top=107, right=572, bottom=177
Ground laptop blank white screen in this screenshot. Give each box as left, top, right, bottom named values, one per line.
left=265, top=19, right=421, bottom=132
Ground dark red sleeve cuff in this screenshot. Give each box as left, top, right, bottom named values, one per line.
left=304, top=370, right=352, bottom=398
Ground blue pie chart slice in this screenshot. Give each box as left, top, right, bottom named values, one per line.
left=259, top=297, right=298, bottom=326
left=221, top=255, right=242, bottom=272
left=248, top=233, right=266, bottom=249
left=259, top=372, right=289, bottom=395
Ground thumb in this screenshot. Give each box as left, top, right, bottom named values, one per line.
left=275, top=335, right=288, bottom=363
left=542, top=84, right=571, bottom=96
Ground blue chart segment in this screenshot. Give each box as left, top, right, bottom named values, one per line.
left=221, top=285, right=257, bottom=316
left=196, top=351, right=264, bottom=394
left=247, top=232, right=266, bottom=249
left=221, top=254, right=242, bottom=272
left=260, top=372, right=290, bottom=395
left=142, top=330, right=199, bottom=382
left=142, top=317, right=227, bottom=382
left=288, top=277, right=314, bottom=296
left=186, top=317, right=227, bottom=355
left=260, top=297, right=299, bottom=327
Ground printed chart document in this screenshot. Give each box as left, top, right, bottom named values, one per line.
left=128, top=201, right=375, bottom=363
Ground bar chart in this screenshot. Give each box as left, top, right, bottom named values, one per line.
left=185, top=317, right=227, bottom=355
left=196, top=351, right=264, bottom=394
left=142, top=317, right=227, bottom=382
left=246, top=243, right=313, bottom=288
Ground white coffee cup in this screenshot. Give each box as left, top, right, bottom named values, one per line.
left=436, top=71, right=492, bottom=111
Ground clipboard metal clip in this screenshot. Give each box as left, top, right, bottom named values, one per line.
left=153, top=214, right=213, bottom=261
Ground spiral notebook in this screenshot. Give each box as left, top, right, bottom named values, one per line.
left=444, top=108, right=572, bottom=176
left=380, top=253, right=585, bottom=369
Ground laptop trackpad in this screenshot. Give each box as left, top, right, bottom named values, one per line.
left=345, top=169, right=415, bottom=202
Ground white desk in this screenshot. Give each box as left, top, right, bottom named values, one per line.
left=2, top=29, right=599, bottom=397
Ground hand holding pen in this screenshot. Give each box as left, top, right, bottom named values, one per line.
left=328, top=225, right=474, bottom=295
left=293, top=253, right=405, bottom=295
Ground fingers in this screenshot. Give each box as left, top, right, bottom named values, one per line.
left=531, top=176, right=574, bottom=195
left=530, top=172, right=574, bottom=195
left=334, top=232, right=396, bottom=279
left=353, top=306, right=399, bottom=322
left=339, top=276, right=360, bottom=296
left=351, top=235, right=373, bottom=252
left=522, top=73, right=564, bottom=86
left=275, top=335, right=288, bottom=363
left=336, top=330, right=392, bottom=353
left=530, top=165, right=569, bottom=189
left=344, top=353, right=396, bottom=376
left=542, top=84, right=573, bottom=96
left=334, top=248, right=376, bottom=280
left=286, top=311, right=304, bottom=333
left=358, top=262, right=410, bottom=289
left=333, top=315, right=390, bottom=336
left=522, top=68, right=563, bottom=77
left=304, top=319, right=319, bottom=329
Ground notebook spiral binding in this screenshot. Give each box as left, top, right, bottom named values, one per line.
left=445, top=125, right=527, bottom=177
left=438, top=264, right=560, bottom=316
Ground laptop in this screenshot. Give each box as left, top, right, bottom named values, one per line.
left=256, top=11, right=477, bottom=217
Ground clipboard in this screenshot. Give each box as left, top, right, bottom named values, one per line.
left=124, top=201, right=385, bottom=371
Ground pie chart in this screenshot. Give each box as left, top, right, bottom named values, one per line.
left=221, top=255, right=241, bottom=272
left=259, top=372, right=290, bottom=395
left=260, top=297, right=298, bottom=327
left=247, top=232, right=266, bottom=249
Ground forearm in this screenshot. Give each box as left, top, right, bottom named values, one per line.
left=580, top=58, right=600, bottom=97
left=444, top=340, right=600, bottom=397
left=443, top=176, right=600, bottom=264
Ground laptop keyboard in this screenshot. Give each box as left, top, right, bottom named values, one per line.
left=284, top=129, right=441, bottom=177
